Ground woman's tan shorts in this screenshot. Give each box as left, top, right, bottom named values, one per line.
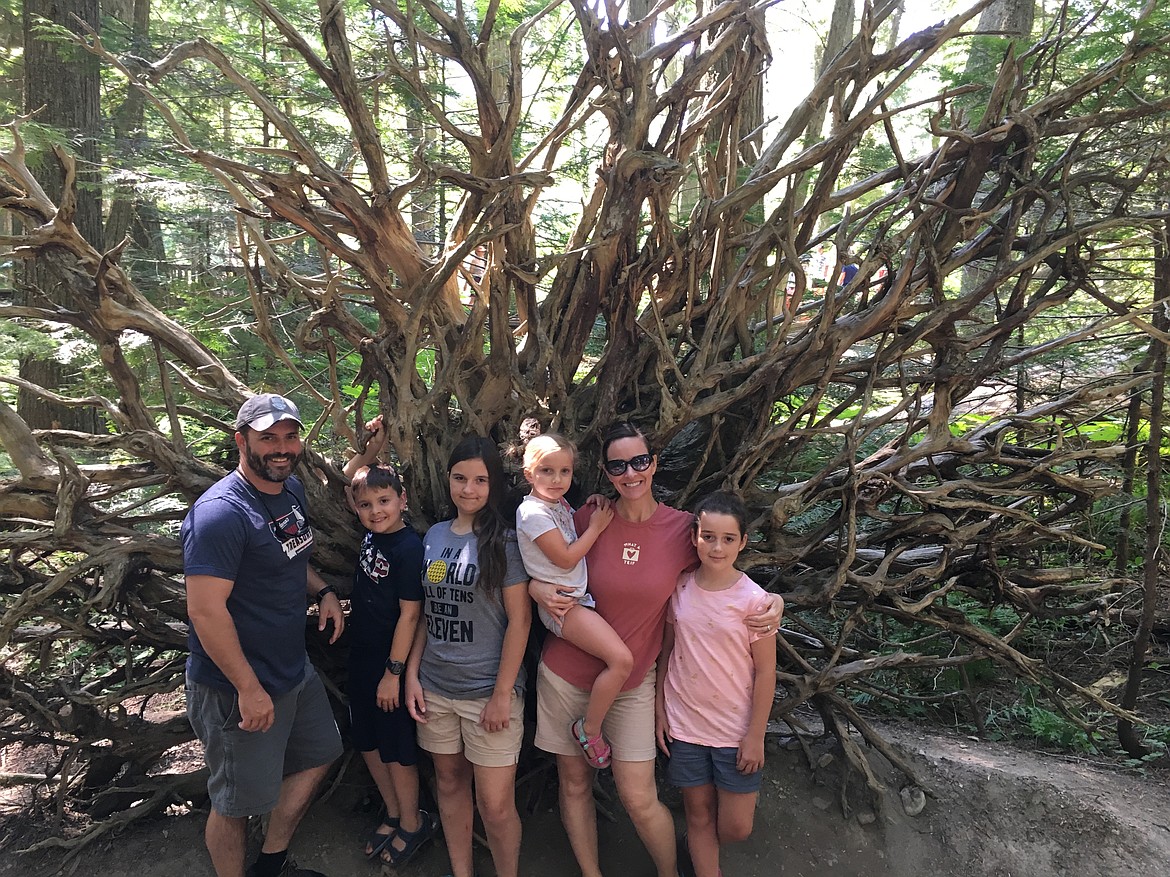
left=535, top=661, right=657, bottom=762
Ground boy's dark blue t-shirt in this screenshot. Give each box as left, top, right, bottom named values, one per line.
left=348, top=527, right=425, bottom=652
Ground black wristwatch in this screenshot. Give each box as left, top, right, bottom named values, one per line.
left=314, top=584, right=338, bottom=604
left=385, top=659, right=405, bottom=675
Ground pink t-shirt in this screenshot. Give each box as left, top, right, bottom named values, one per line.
left=664, top=570, right=775, bottom=748
left=542, top=503, right=696, bottom=691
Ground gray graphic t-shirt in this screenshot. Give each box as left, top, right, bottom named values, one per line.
left=418, top=521, right=529, bottom=699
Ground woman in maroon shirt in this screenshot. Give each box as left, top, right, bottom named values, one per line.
left=530, top=421, right=783, bottom=877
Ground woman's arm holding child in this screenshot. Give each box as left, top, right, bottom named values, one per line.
left=480, top=583, right=532, bottom=732
left=529, top=579, right=575, bottom=620
left=737, top=631, right=778, bottom=774
left=744, top=592, right=785, bottom=635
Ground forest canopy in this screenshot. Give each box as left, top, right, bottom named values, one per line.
left=2, top=0, right=1170, bottom=848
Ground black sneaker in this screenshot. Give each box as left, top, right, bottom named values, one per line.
left=245, top=858, right=326, bottom=877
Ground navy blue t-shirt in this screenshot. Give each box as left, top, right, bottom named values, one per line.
left=182, top=471, right=314, bottom=695
left=348, top=527, right=425, bottom=653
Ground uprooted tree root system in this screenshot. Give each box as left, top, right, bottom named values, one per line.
left=5, top=0, right=1170, bottom=854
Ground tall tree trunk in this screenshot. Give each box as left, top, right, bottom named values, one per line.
left=104, top=0, right=165, bottom=290
left=408, top=101, right=437, bottom=260
left=792, top=0, right=855, bottom=211
left=1118, top=209, right=1169, bottom=758
left=884, top=0, right=904, bottom=52
left=966, top=0, right=1036, bottom=96
left=956, top=0, right=1037, bottom=408
left=18, top=0, right=102, bottom=432
left=802, top=0, right=854, bottom=151
left=1117, top=378, right=1146, bottom=572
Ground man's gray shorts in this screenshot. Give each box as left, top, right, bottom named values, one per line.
left=186, top=664, right=342, bottom=817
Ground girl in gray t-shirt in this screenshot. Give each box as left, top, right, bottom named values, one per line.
left=404, top=436, right=530, bottom=877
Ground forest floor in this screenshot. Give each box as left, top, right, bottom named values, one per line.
left=3, top=714, right=1169, bottom=877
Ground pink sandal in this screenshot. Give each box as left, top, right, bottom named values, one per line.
left=571, top=717, right=612, bottom=768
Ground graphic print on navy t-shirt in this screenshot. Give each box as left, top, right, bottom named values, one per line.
left=424, top=543, right=476, bottom=643
left=271, top=502, right=312, bottom=560
left=360, top=536, right=391, bottom=581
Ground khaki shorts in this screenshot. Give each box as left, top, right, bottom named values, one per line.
left=535, top=661, right=657, bottom=762
left=415, top=688, right=523, bottom=767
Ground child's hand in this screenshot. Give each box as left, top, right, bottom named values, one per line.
left=376, top=672, right=401, bottom=711
left=736, top=735, right=765, bottom=774
left=587, top=503, right=614, bottom=532
left=361, top=414, right=388, bottom=455
left=405, top=676, right=427, bottom=724
left=479, top=690, right=513, bottom=733
left=582, top=493, right=612, bottom=512
left=318, top=592, right=345, bottom=643
left=655, top=701, right=673, bottom=756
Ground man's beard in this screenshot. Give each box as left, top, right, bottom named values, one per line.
left=244, top=444, right=300, bottom=483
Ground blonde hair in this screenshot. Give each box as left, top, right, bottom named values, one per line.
left=522, top=433, right=576, bottom=472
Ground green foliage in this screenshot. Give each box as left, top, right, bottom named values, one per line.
left=1, top=320, right=59, bottom=362
left=416, top=347, right=437, bottom=387
left=985, top=686, right=1098, bottom=753
left=949, top=411, right=993, bottom=436
left=1070, top=418, right=1131, bottom=445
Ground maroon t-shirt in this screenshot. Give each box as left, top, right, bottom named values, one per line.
left=542, top=502, right=696, bottom=690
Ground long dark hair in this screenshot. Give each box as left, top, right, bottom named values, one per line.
left=447, top=435, right=510, bottom=601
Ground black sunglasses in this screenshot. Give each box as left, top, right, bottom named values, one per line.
left=604, top=454, right=653, bottom=476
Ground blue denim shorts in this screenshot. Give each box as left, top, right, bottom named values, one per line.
left=665, top=739, right=763, bottom=794
left=186, top=664, right=343, bottom=817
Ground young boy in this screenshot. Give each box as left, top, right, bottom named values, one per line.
left=344, top=416, right=436, bottom=864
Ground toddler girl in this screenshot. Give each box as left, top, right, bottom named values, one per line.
left=516, top=433, right=631, bottom=768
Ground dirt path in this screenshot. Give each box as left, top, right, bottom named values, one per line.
left=5, top=725, right=1169, bottom=877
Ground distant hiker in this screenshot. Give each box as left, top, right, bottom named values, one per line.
left=183, top=394, right=344, bottom=877
left=656, top=491, right=779, bottom=877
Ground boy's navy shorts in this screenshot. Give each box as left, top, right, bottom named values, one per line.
left=347, top=648, right=419, bottom=766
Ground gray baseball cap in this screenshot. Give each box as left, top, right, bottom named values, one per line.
left=235, top=394, right=303, bottom=431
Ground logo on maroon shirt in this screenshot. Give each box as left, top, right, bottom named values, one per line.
left=622, top=542, right=640, bottom=565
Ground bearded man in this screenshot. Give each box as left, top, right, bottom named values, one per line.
left=182, top=394, right=345, bottom=877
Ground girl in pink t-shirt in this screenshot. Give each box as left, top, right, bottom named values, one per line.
left=655, top=491, right=780, bottom=877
